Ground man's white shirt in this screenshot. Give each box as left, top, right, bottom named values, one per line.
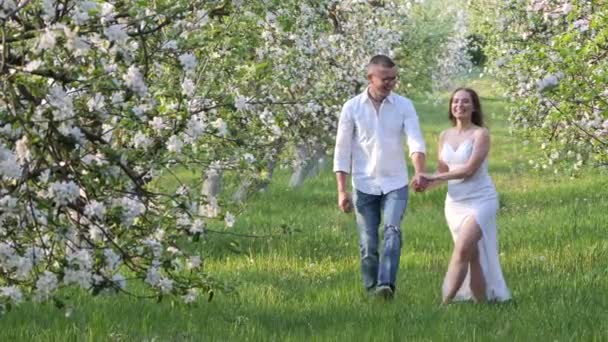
left=333, top=89, right=426, bottom=195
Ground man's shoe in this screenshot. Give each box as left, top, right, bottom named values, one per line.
left=375, top=284, right=394, bottom=300
left=366, top=285, right=377, bottom=297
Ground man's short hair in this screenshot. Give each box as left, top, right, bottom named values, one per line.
left=368, top=55, right=395, bottom=68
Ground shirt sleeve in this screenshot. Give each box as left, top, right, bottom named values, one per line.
left=333, top=102, right=354, bottom=173
left=403, top=100, right=426, bottom=156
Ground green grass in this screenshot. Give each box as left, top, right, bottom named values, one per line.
left=2, top=80, right=608, bottom=341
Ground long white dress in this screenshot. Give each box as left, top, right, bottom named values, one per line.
left=440, top=139, right=511, bottom=302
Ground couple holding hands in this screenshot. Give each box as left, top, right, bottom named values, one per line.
left=333, top=55, right=511, bottom=304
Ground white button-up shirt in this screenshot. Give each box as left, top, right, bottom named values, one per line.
left=333, top=89, right=426, bottom=195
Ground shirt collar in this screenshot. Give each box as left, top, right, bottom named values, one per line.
left=361, top=87, right=394, bottom=105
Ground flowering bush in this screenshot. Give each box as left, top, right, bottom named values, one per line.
left=473, top=0, right=608, bottom=172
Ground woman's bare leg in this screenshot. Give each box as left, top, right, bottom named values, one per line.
left=469, top=246, right=486, bottom=302
left=442, top=217, right=482, bottom=304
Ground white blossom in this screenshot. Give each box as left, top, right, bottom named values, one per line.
left=67, top=249, right=93, bottom=270
left=166, top=246, right=180, bottom=255
left=104, top=249, right=121, bottom=270
left=89, top=225, right=104, bottom=241
left=0, top=195, right=18, bottom=209
left=123, top=66, right=148, bottom=96
left=41, top=0, right=54, bottom=21
left=145, top=266, right=160, bottom=286
left=167, top=135, right=184, bottom=153
left=15, top=136, right=31, bottom=165
left=48, top=86, right=74, bottom=120
left=183, top=288, right=198, bottom=303
left=100, top=2, right=116, bottom=20
left=224, top=212, right=235, bottom=228
left=196, top=10, right=210, bottom=25
left=212, top=118, right=228, bottom=137
left=87, top=93, right=106, bottom=112
left=63, top=268, right=91, bottom=288
left=111, top=91, right=125, bottom=104
left=178, top=52, right=198, bottom=73
left=132, top=131, right=152, bottom=149
left=112, top=273, right=126, bottom=289
left=81, top=153, right=107, bottom=166
left=189, top=219, right=205, bottom=234
left=114, top=196, right=146, bottom=226
left=158, top=277, right=173, bottom=293
left=185, top=117, right=206, bottom=141
left=48, top=180, right=80, bottom=205
left=38, top=169, right=51, bottom=183
left=37, top=29, right=57, bottom=51
left=234, top=95, right=250, bottom=111
left=14, top=257, right=33, bottom=280
left=58, top=124, right=86, bottom=144
left=104, top=24, right=128, bottom=43
left=243, top=153, right=256, bottom=164
left=162, top=40, right=178, bottom=50
left=200, top=196, right=220, bottom=218
left=573, top=19, right=589, bottom=32
left=181, top=78, right=196, bottom=97
left=149, top=116, right=166, bottom=132
left=186, top=256, right=202, bottom=270
left=72, top=1, right=97, bottom=25
left=536, top=74, right=559, bottom=92
left=62, top=26, right=90, bottom=56
left=84, top=200, right=106, bottom=220
left=35, top=271, right=58, bottom=299
left=0, top=154, right=23, bottom=179
left=0, top=285, right=23, bottom=303
left=24, top=60, right=43, bottom=72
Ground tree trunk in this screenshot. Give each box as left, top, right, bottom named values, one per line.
left=232, top=140, right=284, bottom=203
left=289, top=143, right=309, bottom=188
left=231, top=178, right=252, bottom=204
left=305, top=144, right=327, bottom=179
left=199, top=167, right=222, bottom=217
left=201, top=167, right=222, bottom=198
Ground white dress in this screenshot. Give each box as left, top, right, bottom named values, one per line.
left=440, top=139, right=511, bottom=302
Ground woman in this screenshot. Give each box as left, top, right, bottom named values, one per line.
left=420, top=88, right=511, bottom=304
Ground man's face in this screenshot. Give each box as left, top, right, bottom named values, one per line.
left=367, top=65, right=398, bottom=98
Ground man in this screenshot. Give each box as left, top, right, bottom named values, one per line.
left=333, top=54, right=427, bottom=299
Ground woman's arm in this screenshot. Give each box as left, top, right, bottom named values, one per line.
left=425, top=128, right=490, bottom=182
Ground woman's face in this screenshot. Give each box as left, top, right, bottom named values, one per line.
left=451, top=90, right=474, bottom=121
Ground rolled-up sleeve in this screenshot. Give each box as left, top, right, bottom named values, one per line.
left=333, top=102, right=354, bottom=173
left=403, top=101, right=426, bottom=156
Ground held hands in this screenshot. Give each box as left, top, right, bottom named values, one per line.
left=411, top=173, right=434, bottom=192
left=338, top=191, right=353, bottom=213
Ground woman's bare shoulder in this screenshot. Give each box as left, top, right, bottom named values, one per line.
left=473, top=126, right=490, bottom=138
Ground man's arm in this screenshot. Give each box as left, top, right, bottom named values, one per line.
left=336, top=171, right=352, bottom=213
left=411, top=152, right=426, bottom=174
left=334, top=102, right=354, bottom=212
left=410, top=152, right=427, bottom=191
left=403, top=100, right=427, bottom=191
left=336, top=171, right=348, bottom=193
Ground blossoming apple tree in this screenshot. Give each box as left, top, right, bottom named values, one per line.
left=472, top=0, right=608, bottom=172
left=0, top=0, right=474, bottom=308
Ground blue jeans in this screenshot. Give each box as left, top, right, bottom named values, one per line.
left=353, top=186, right=408, bottom=291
